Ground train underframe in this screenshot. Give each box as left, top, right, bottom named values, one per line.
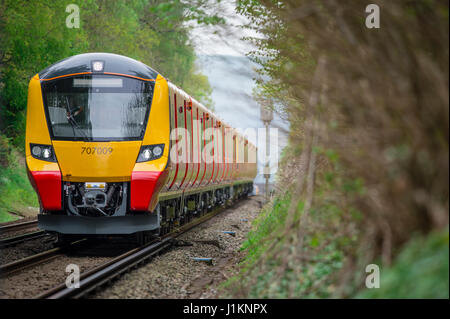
left=38, top=182, right=253, bottom=245
left=158, top=182, right=253, bottom=234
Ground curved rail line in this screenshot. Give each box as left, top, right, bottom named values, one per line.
left=36, top=198, right=248, bottom=299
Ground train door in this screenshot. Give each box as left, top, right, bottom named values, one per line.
left=244, top=139, right=249, bottom=179
left=231, top=133, right=237, bottom=180
left=183, top=99, right=196, bottom=189
left=235, top=135, right=239, bottom=180
left=172, top=91, right=186, bottom=189
left=206, top=117, right=215, bottom=185
left=179, top=98, right=191, bottom=190
left=166, top=87, right=177, bottom=190
left=189, top=104, right=201, bottom=188
left=211, top=119, right=220, bottom=184
left=225, top=126, right=231, bottom=181
left=216, top=121, right=223, bottom=183
left=198, top=111, right=207, bottom=186
left=219, top=124, right=226, bottom=183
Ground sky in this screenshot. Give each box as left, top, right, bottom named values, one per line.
left=189, top=1, right=289, bottom=184
left=189, top=0, right=258, bottom=56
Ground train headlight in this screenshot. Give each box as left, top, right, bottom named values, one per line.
left=136, top=144, right=165, bottom=162
left=92, top=60, right=104, bottom=72
left=152, top=146, right=162, bottom=157
left=30, top=143, right=56, bottom=162
left=42, top=148, right=52, bottom=159
left=142, top=149, right=152, bottom=160
left=31, top=145, right=42, bottom=157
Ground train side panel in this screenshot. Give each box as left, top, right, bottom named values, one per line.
left=162, top=82, right=258, bottom=198
left=25, top=74, right=63, bottom=211
left=130, top=74, right=171, bottom=212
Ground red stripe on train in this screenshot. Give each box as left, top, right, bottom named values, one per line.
left=28, top=170, right=62, bottom=211
left=130, top=170, right=170, bottom=212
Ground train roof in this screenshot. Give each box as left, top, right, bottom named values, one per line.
left=38, top=53, right=159, bottom=81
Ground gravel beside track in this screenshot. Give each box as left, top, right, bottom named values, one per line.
left=93, top=196, right=263, bottom=299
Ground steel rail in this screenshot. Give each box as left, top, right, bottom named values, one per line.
left=0, top=219, right=38, bottom=233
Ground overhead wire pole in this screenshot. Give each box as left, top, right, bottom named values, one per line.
left=260, top=103, right=273, bottom=202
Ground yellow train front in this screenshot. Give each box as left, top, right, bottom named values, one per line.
left=25, top=53, right=257, bottom=239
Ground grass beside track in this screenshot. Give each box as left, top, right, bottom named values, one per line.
left=0, top=136, right=39, bottom=222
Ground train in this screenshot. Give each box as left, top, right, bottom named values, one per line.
left=25, top=53, right=257, bottom=243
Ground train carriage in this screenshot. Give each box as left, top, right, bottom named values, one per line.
left=25, top=53, right=256, bottom=239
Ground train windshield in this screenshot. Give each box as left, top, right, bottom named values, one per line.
left=42, top=75, right=154, bottom=141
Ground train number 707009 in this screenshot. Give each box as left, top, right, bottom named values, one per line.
left=81, top=147, right=113, bottom=155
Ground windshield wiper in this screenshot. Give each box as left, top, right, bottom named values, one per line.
left=64, top=97, right=89, bottom=141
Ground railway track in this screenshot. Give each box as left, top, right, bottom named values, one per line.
left=35, top=199, right=246, bottom=299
